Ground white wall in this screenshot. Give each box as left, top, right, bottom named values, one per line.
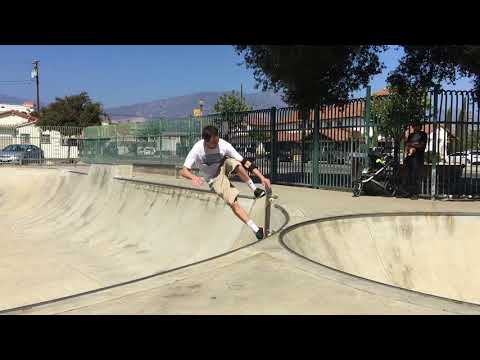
left=161, top=136, right=181, bottom=152
left=427, top=127, right=448, bottom=160
left=15, top=125, right=79, bottom=159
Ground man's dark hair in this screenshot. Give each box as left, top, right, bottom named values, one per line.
left=202, top=125, right=219, bottom=142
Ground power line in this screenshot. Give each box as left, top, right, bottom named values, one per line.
left=0, top=80, right=34, bottom=85
left=0, top=82, right=33, bottom=86
left=0, top=78, right=33, bottom=82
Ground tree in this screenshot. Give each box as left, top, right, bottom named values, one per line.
left=37, top=92, right=104, bottom=160
left=234, top=45, right=386, bottom=108
left=235, top=45, right=480, bottom=110
left=371, top=86, right=428, bottom=170
left=136, top=119, right=163, bottom=139
left=451, top=98, right=470, bottom=152
left=387, top=46, right=480, bottom=99
left=213, top=91, right=252, bottom=114
left=213, top=91, right=253, bottom=136
left=38, top=92, right=104, bottom=128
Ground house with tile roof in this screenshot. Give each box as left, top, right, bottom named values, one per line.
left=0, top=110, right=81, bottom=160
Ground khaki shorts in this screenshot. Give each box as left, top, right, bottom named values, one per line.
left=209, top=158, right=241, bottom=205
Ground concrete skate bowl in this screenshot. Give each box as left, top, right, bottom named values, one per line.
left=280, top=212, right=480, bottom=306
left=0, top=165, right=287, bottom=312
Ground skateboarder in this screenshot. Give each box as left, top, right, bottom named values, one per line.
left=180, top=125, right=272, bottom=240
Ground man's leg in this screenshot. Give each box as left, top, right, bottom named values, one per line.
left=229, top=200, right=251, bottom=223
left=409, top=158, right=420, bottom=199
left=228, top=159, right=265, bottom=198
left=229, top=200, right=264, bottom=240
left=406, top=158, right=414, bottom=195
left=412, top=159, right=423, bottom=196
left=211, top=167, right=264, bottom=240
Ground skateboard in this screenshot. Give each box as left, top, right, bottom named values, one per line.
left=264, top=187, right=279, bottom=238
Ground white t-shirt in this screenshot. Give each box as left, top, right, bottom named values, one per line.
left=183, top=139, right=244, bottom=181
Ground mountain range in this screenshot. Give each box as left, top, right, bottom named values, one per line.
left=105, top=91, right=287, bottom=122
left=0, top=94, right=31, bottom=105
left=0, top=91, right=288, bottom=122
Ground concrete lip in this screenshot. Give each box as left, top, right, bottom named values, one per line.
left=280, top=212, right=480, bottom=307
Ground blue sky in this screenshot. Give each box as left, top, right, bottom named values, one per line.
left=0, top=45, right=474, bottom=108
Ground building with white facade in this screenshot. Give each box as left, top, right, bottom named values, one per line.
left=0, top=101, right=34, bottom=114
left=0, top=109, right=80, bottom=160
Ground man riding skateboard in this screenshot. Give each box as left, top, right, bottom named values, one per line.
left=180, top=125, right=272, bottom=240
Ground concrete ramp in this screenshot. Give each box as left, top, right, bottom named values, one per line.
left=0, top=165, right=261, bottom=310
left=281, top=213, right=480, bottom=305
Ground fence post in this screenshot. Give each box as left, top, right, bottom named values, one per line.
left=313, top=105, right=320, bottom=188
left=431, top=89, right=439, bottom=199
left=364, top=86, right=372, bottom=148
left=270, top=107, right=277, bottom=181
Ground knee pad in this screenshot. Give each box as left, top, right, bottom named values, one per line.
left=241, top=158, right=257, bottom=174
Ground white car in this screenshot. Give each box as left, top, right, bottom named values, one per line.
left=447, top=150, right=480, bottom=165
left=143, top=147, right=156, bottom=156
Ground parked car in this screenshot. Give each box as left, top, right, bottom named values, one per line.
left=143, top=147, right=156, bottom=156
left=137, top=146, right=156, bottom=156
left=0, top=144, right=44, bottom=164
left=447, top=150, right=480, bottom=165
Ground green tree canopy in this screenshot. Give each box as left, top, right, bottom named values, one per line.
left=386, top=46, right=480, bottom=98
left=234, top=45, right=386, bottom=108
left=213, top=91, right=252, bottom=114
left=235, top=45, right=480, bottom=109
left=371, top=86, right=428, bottom=164
left=38, top=92, right=104, bottom=132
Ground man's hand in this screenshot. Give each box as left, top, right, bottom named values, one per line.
left=252, top=168, right=272, bottom=191
left=191, top=176, right=204, bottom=187
left=261, top=177, right=272, bottom=190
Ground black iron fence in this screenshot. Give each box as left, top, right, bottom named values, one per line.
left=81, top=88, right=480, bottom=199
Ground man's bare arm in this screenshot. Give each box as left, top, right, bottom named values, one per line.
left=251, top=168, right=271, bottom=190
left=179, top=167, right=204, bottom=187
left=179, top=166, right=195, bottom=180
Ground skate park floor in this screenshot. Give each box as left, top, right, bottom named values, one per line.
left=1, top=164, right=480, bottom=315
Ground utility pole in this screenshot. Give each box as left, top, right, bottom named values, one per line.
left=240, top=82, right=243, bottom=104
left=32, top=60, right=40, bottom=112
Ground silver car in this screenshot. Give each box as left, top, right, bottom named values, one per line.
left=448, top=150, right=480, bottom=165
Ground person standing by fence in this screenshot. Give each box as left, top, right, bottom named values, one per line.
left=405, top=120, right=428, bottom=200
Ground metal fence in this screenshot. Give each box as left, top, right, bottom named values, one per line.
left=81, top=118, right=202, bottom=165
left=81, top=89, right=480, bottom=199
left=0, top=125, right=84, bottom=164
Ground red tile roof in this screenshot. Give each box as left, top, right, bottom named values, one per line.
left=275, top=128, right=361, bottom=143
left=372, top=88, right=390, bottom=96
left=0, top=110, right=38, bottom=123
left=231, top=90, right=389, bottom=128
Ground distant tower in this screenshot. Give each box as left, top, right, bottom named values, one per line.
left=193, top=100, right=204, bottom=117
